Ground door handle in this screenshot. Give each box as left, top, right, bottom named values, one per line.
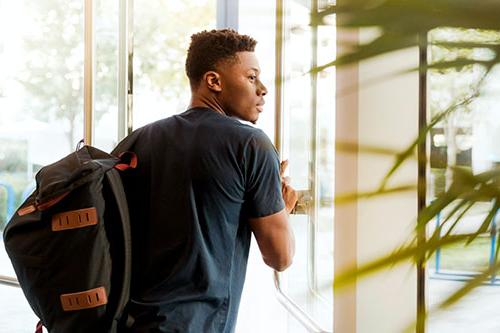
left=0, top=275, right=20, bottom=288
left=292, top=189, right=313, bottom=215
left=273, top=271, right=332, bottom=333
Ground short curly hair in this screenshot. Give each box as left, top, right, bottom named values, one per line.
left=185, top=29, right=257, bottom=88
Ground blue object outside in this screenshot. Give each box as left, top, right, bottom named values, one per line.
left=433, top=199, right=499, bottom=285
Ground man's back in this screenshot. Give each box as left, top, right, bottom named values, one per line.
left=123, top=107, right=284, bottom=332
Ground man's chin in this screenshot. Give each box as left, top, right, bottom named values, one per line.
left=240, top=114, right=259, bottom=124
left=235, top=112, right=259, bottom=124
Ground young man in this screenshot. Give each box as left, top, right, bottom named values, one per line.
left=122, top=29, right=297, bottom=332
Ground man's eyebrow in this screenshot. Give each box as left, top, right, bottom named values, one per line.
left=249, top=67, right=260, bottom=73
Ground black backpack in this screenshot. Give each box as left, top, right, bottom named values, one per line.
left=3, top=144, right=137, bottom=333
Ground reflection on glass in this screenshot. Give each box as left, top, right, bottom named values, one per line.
left=427, top=28, right=500, bottom=333
left=133, top=0, right=216, bottom=128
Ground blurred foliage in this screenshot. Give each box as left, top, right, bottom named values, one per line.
left=18, top=0, right=87, bottom=150
left=17, top=0, right=215, bottom=149
left=312, top=0, right=500, bottom=327
left=2, top=0, right=214, bottom=229
left=0, top=140, right=28, bottom=173
left=313, top=0, right=500, bottom=71
left=134, top=0, right=215, bottom=103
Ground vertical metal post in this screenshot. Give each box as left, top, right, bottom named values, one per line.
left=274, top=0, right=284, bottom=154
left=309, top=0, right=319, bottom=294
left=118, top=0, right=133, bottom=140
left=84, top=0, right=95, bottom=145
left=127, top=0, right=134, bottom=135
left=434, top=210, right=441, bottom=273
left=490, top=200, right=498, bottom=283
left=490, top=216, right=496, bottom=283
left=417, top=31, right=428, bottom=333
left=118, top=0, right=127, bottom=140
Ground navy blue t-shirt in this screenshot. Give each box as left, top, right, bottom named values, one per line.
left=123, top=107, right=285, bottom=332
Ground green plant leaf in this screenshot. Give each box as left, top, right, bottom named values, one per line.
left=442, top=200, right=476, bottom=238
left=313, top=33, right=417, bottom=72
left=465, top=200, right=500, bottom=245
left=334, top=184, right=417, bottom=204
left=439, top=259, right=500, bottom=308
left=335, top=141, right=404, bottom=157
left=333, top=233, right=470, bottom=290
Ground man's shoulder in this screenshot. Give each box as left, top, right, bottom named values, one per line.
left=188, top=108, right=267, bottom=140
left=133, top=109, right=270, bottom=145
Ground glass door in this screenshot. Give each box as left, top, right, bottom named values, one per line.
left=277, top=0, right=335, bottom=331
left=132, top=0, right=216, bottom=128
left=0, top=1, right=218, bottom=331
left=0, top=0, right=85, bottom=330
left=426, top=27, right=500, bottom=333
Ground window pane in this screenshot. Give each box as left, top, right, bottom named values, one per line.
left=238, top=1, right=277, bottom=142
left=236, top=3, right=292, bottom=332
left=315, top=11, right=335, bottom=311
left=281, top=0, right=333, bottom=331
left=427, top=27, right=500, bottom=333
left=133, top=0, right=216, bottom=128
left=0, top=0, right=85, bottom=329
left=94, top=0, right=119, bottom=151
left=0, top=0, right=84, bottom=265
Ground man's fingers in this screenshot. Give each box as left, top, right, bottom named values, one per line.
left=282, top=183, right=298, bottom=214
left=280, top=160, right=288, bottom=178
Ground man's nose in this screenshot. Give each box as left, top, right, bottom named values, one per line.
left=257, top=80, right=267, bottom=96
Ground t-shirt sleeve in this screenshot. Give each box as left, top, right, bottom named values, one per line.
left=244, top=129, right=285, bottom=218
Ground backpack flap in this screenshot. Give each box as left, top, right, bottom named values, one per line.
left=19, top=146, right=120, bottom=216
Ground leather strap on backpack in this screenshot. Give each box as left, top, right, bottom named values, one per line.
left=60, top=287, right=108, bottom=311
left=51, top=207, right=98, bottom=231
left=17, top=192, right=70, bottom=217
left=115, top=152, right=138, bottom=171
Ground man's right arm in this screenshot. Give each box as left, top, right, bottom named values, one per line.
left=249, top=210, right=293, bottom=271
left=249, top=166, right=297, bottom=272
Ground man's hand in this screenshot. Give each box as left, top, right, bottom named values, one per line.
left=280, top=160, right=298, bottom=214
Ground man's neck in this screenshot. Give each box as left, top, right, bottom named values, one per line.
left=189, top=94, right=226, bottom=117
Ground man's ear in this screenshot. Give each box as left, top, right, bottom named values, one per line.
left=203, top=71, right=222, bottom=92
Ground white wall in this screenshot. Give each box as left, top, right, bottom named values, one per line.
left=335, top=29, right=419, bottom=332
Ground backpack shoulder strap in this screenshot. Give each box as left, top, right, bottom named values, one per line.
left=111, top=127, right=143, bottom=156
left=105, top=168, right=132, bottom=331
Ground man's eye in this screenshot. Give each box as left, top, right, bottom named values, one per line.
left=249, top=75, right=256, bottom=81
